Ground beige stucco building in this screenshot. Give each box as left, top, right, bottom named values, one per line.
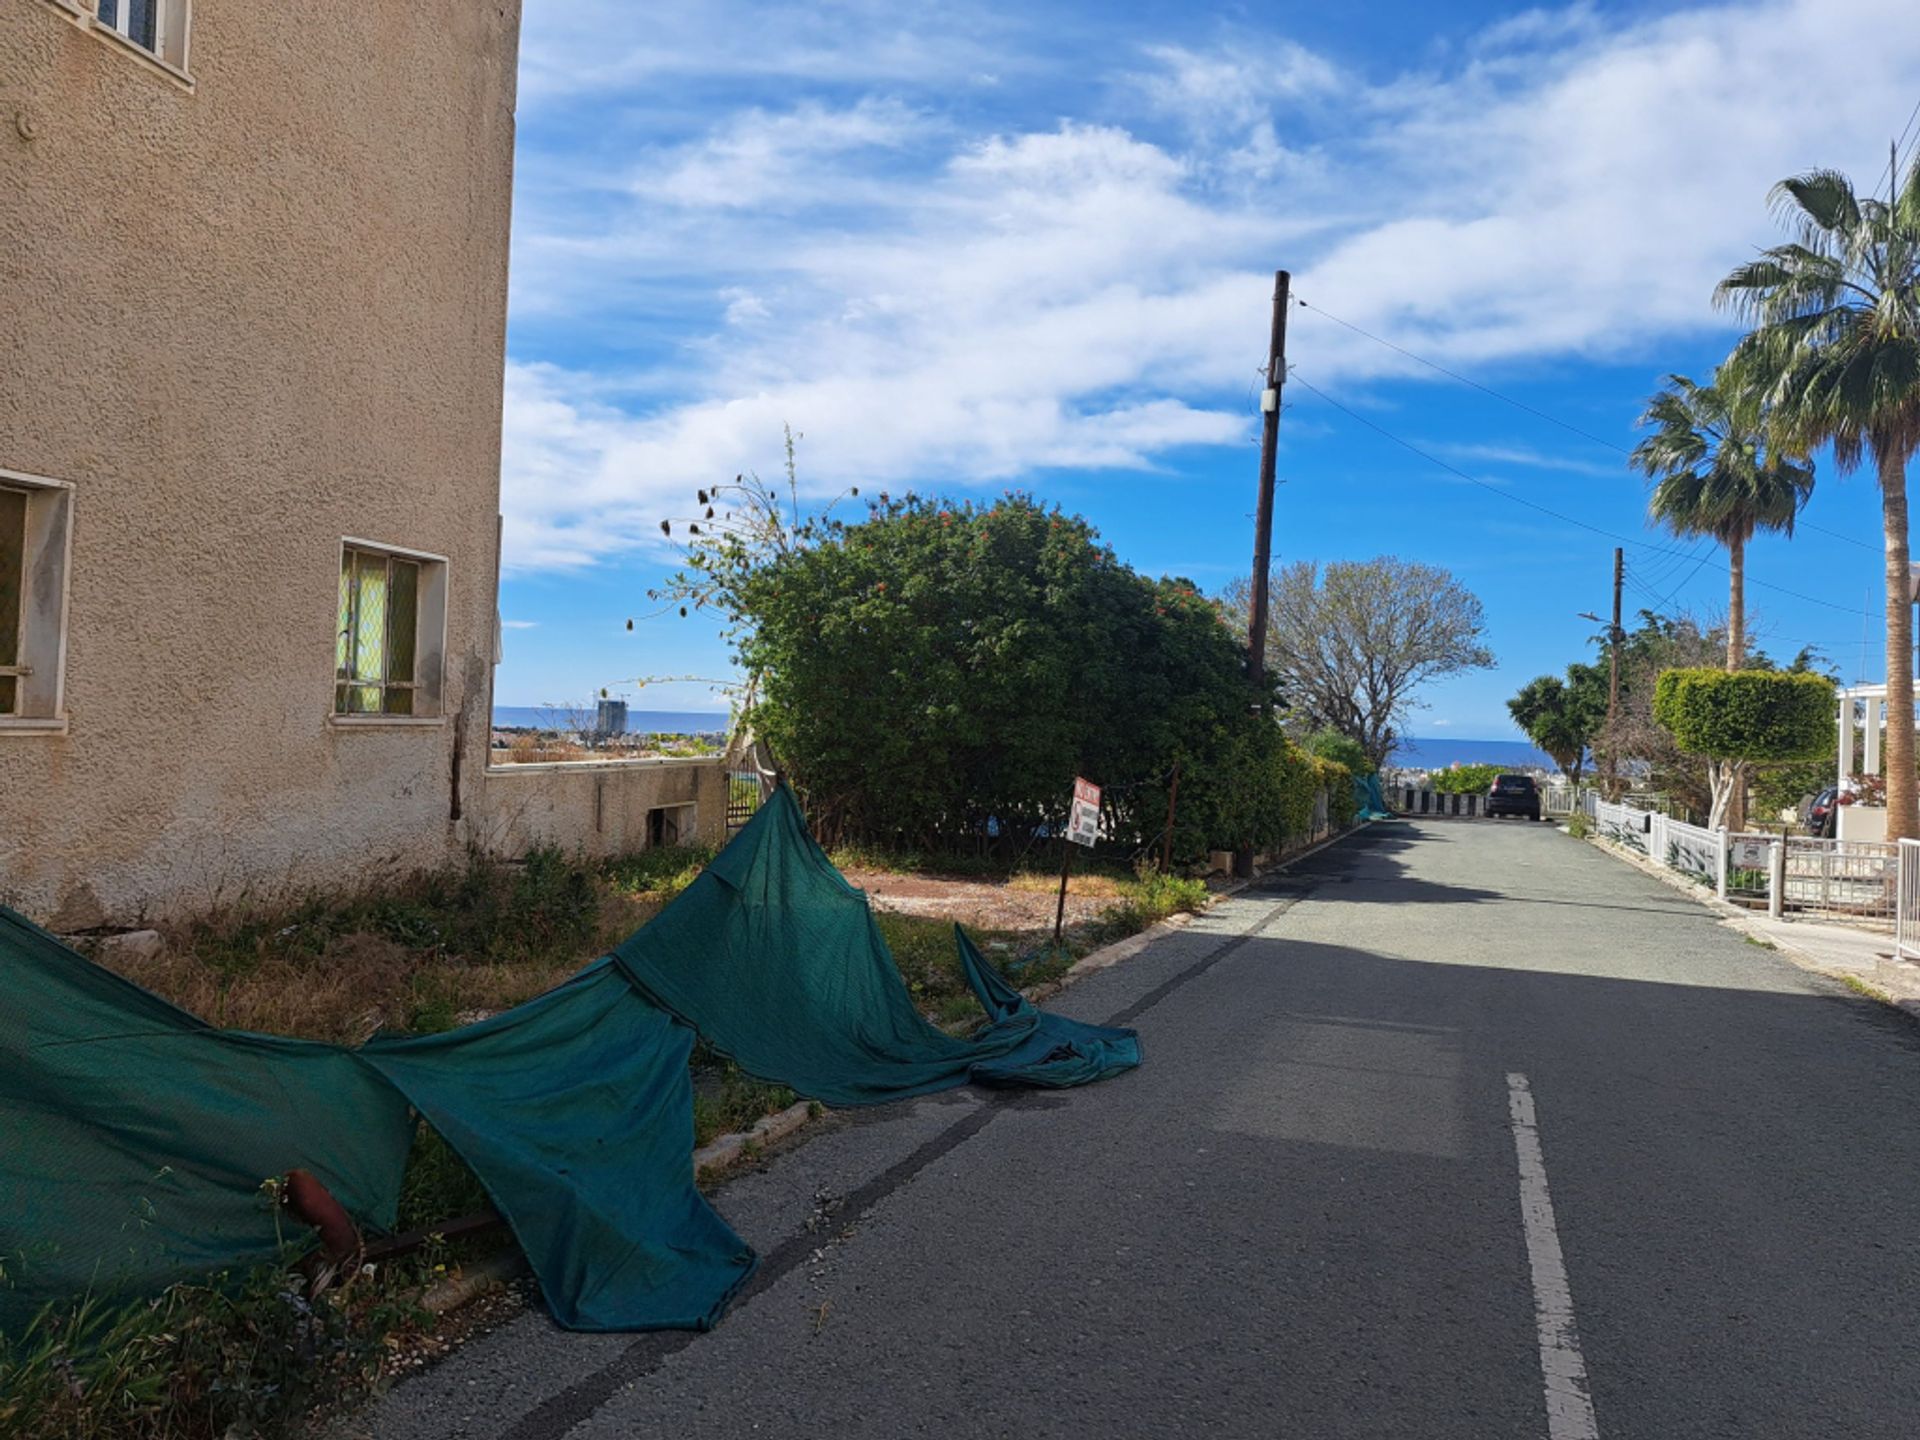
left=0, top=1, right=723, bottom=929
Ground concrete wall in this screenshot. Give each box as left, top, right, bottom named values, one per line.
left=0, top=2, right=699, bottom=927
left=478, top=759, right=731, bottom=859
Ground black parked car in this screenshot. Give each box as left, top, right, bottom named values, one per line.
left=1486, top=774, right=1542, bottom=821
left=1805, top=786, right=1840, bottom=839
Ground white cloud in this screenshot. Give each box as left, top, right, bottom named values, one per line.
left=1434, top=442, right=1626, bottom=478
left=500, top=620, right=540, bottom=630
left=500, top=0, right=1920, bottom=572
left=639, top=99, right=927, bottom=212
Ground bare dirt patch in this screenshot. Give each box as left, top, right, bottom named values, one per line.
left=839, top=869, right=1112, bottom=933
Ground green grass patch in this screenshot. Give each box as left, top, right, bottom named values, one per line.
left=1836, top=972, right=1896, bottom=1005
left=689, top=1056, right=797, bottom=1149
left=0, top=1255, right=437, bottom=1440
left=600, top=844, right=714, bottom=903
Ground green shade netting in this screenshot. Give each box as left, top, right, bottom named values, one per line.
left=360, top=960, right=755, bottom=1332
left=1, top=785, right=1138, bottom=1337
left=613, top=787, right=1141, bottom=1105
left=0, top=906, right=416, bottom=1336
left=1355, top=772, right=1393, bottom=820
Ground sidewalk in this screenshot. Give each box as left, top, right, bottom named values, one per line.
left=1580, top=830, right=1920, bottom=1018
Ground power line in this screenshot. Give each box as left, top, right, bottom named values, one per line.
left=1649, top=549, right=1718, bottom=613
left=1295, top=294, right=1888, bottom=556
left=1293, top=296, right=1634, bottom=455
left=1892, top=95, right=1920, bottom=181
left=1288, top=372, right=1875, bottom=619
left=1798, top=519, right=1880, bottom=552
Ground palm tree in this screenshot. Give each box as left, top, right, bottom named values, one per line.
left=1631, top=368, right=1814, bottom=670
left=1718, top=160, right=1920, bottom=838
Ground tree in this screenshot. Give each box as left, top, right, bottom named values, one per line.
left=1507, top=666, right=1607, bottom=785
left=1716, top=159, right=1920, bottom=838
left=1430, top=763, right=1502, bottom=795
left=1630, top=369, right=1814, bottom=669
left=703, top=491, right=1298, bottom=856
left=1304, top=728, right=1372, bottom=777
left=1236, top=557, right=1494, bottom=767
left=1652, top=669, right=1834, bottom=828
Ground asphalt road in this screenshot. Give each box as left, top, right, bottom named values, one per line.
left=367, top=819, right=1920, bottom=1439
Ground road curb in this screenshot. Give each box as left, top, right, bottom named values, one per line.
left=694, top=1099, right=819, bottom=1179
left=421, top=1249, right=529, bottom=1315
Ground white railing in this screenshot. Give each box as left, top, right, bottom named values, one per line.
left=1592, top=799, right=1653, bottom=851
left=1592, top=805, right=1902, bottom=935
left=1649, top=814, right=1728, bottom=894
left=1782, top=836, right=1899, bottom=929
left=1542, top=785, right=1580, bottom=817
left=1723, top=833, right=1779, bottom=910
left=1898, top=839, right=1920, bottom=959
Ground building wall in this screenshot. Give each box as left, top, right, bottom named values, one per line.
left=479, top=759, right=731, bottom=859
left=0, top=1, right=671, bottom=928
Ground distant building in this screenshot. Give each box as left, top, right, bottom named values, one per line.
left=595, top=700, right=629, bottom=740
left=0, top=2, right=720, bottom=928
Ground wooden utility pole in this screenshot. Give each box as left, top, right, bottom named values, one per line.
left=1236, top=270, right=1290, bottom=879
left=1246, top=270, right=1290, bottom=691
left=1604, top=547, right=1623, bottom=798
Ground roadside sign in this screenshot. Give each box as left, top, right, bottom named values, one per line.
left=1066, top=777, right=1101, bottom=848
left=1731, top=837, right=1771, bottom=869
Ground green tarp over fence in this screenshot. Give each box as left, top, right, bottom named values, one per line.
left=0, top=788, right=1138, bottom=1337
left=1354, top=772, right=1393, bottom=821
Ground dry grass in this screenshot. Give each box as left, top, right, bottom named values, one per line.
left=1004, top=870, right=1130, bottom=898
left=100, top=847, right=706, bottom=1042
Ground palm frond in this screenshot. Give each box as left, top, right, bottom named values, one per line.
left=1770, top=169, right=1862, bottom=247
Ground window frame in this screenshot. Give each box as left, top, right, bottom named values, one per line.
left=329, top=538, right=450, bottom=729
left=39, top=0, right=194, bottom=87
left=0, top=468, right=76, bottom=736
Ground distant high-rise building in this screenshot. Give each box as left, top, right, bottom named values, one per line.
left=595, top=699, right=629, bottom=738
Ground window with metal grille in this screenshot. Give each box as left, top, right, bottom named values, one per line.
left=335, top=545, right=424, bottom=716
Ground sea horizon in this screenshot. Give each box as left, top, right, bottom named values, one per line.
left=493, top=705, right=730, bottom=734
left=492, top=710, right=1559, bottom=769
left=1390, top=734, right=1562, bottom=772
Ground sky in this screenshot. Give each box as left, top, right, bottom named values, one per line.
left=494, top=0, right=1920, bottom=745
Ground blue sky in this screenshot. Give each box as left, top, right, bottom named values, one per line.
left=494, top=0, right=1920, bottom=745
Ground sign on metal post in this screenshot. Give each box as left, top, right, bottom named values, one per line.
left=1055, top=777, right=1102, bottom=946
left=1066, top=777, right=1102, bottom=848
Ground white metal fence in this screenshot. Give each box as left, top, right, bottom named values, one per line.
left=1710, top=833, right=1898, bottom=929
left=1649, top=814, right=1728, bottom=894
left=1898, top=839, right=1920, bottom=959
left=1723, top=833, right=1777, bottom=909
left=1592, top=799, right=1653, bottom=852
left=1576, top=793, right=1913, bottom=937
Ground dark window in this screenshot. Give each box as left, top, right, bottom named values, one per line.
left=0, top=486, right=24, bottom=717
left=97, top=0, right=159, bottom=53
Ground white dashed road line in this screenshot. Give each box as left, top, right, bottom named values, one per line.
left=1507, top=1072, right=1601, bottom=1440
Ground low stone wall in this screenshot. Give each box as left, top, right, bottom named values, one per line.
left=474, top=756, right=728, bottom=857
